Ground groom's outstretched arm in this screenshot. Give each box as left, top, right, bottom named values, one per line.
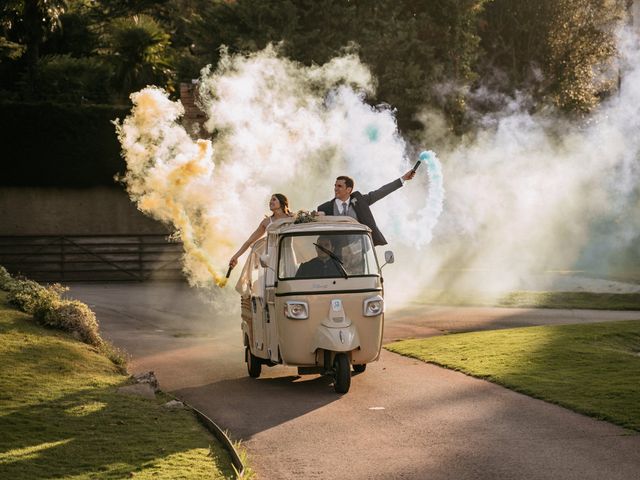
left=362, top=170, right=416, bottom=206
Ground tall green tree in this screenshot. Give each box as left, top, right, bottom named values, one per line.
left=104, top=14, right=173, bottom=99
left=355, top=0, right=487, bottom=129
left=545, top=0, right=623, bottom=112
left=196, top=0, right=487, bottom=131
left=479, top=0, right=626, bottom=113
left=1, top=0, right=67, bottom=68
left=1, top=0, right=184, bottom=103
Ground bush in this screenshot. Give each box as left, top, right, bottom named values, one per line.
left=27, top=55, right=114, bottom=104
left=0, top=102, right=129, bottom=187
left=0, top=266, right=11, bottom=290
left=0, top=267, right=122, bottom=365
left=5, top=278, right=102, bottom=347
left=39, top=299, right=103, bottom=346
left=7, top=279, right=65, bottom=316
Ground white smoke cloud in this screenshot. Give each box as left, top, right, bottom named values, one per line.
left=117, top=28, right=640, bottom=307
left=413, top=27, right=640, bottom=297
left=116, top=45, right=444, bottom=295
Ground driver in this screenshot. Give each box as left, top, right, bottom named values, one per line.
left=295, top=235, right=342, bottom=278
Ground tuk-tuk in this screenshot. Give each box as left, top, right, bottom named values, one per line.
left=236, top=216, right=394, bottom=393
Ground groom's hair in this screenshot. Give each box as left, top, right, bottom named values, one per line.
left=336, top=175, right=354, bottom=189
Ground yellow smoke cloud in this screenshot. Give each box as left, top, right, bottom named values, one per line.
left=116, top=88, right=231, bottom=286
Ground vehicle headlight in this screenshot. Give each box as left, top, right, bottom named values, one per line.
left=364, top=295, right=384, bottom=317
left=285, top=301, right=308, bottom=319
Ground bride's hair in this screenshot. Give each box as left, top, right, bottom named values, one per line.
left=272, top=193, right=291, bottom=216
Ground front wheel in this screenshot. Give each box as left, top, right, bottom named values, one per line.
left=246, top=346, right=262, bottom=378
left=333, top=353, right=351, bottom=393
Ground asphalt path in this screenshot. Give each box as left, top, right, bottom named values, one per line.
left=67, top=283, right=640, bottom=480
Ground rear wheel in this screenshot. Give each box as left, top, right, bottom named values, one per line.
left=333, top=353, right=351, bottom=393
left=246, top=346, right=262, bottom=378
left=353, top=364, right=367, bottom=373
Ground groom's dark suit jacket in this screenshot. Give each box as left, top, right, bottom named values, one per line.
left=317, top=178, right=403, bottom=246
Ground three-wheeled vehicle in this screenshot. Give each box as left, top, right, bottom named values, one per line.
left=236, top=216, right=394, bottom=393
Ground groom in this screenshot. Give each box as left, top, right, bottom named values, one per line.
left=316, top=170, right=416, bottom=246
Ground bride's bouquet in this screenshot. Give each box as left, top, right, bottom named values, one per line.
left=293, top=210, right=317, bottom=224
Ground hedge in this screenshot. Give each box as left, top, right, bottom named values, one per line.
left=0, top=102, right=130, bottom=187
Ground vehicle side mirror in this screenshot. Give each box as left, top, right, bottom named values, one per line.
left=259, top=254, right=270, bottom=268
left=384, top=251, right=395, bottom=264
left=381, top=250, right=394, bottom=269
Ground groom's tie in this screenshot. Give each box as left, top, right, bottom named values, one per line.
left=342, top=202, right=348, bottom=215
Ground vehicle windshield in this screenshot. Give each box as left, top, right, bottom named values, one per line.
left=278, top=233, right=378, bottom=280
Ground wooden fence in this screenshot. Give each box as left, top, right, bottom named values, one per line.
left=0, top=235, right=185, bottom=282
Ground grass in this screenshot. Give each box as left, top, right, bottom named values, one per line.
left=233, top=440, right=256, bottom=480
left=0, top=292, right=236, bottom=479
left=386, top=320, right=640, bottom=431
left=416, top=289, right=640, bottom=310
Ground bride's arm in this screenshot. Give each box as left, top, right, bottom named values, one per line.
left=229, top=218, right=268, bottom=268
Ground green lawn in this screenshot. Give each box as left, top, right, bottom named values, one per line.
left=386, top=320, right=640, bottom=431
left=416, top=289, right=640, bottom=310
left=0, top=292, right=236, bottom=479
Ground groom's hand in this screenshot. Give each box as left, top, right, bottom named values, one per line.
left=402, top=169, right=416, bottom=181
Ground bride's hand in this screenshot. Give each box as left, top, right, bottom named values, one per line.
left=229, top=256, right=239, bottom=268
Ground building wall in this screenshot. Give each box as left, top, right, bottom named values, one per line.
left=180, top=81, right=208, bottom=136
left=0, top=187, right=169, bottom=235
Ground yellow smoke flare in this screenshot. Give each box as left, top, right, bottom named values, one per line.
left=165, top=196, right=228, bottom=287
left=116, top=88, right=231, bottom=287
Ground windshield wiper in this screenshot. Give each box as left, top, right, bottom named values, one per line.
left=313, top=242, right=349, bottom=279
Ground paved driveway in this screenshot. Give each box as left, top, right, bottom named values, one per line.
left=68, top=283, right=640, bottom=479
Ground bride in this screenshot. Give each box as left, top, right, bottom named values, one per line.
left=228, top=193, right=293, bottom=269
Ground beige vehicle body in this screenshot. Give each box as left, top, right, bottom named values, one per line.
left=236, top=216, right=390, bottom=392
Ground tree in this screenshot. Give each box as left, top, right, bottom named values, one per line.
left=545, top=0, right=624, bottom=112
left=355, top=0, right=487, bottom=130
left=1, top=0, right=67, bottom=68
left=195, top=0, right=487, bottom=131
left=104, top=14, right=173, bottom=100
left=42, top=9, right=98, bottom=58
left=479, top=0, right=626, bottom=114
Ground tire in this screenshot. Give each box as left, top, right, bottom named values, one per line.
left=333, top=353, right=351, bottom=393
left=353, top=364, right=367, bottom=373
left=246, top=346, right=262, bottom=378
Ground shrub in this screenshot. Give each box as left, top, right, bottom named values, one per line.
left=39, top=299, right=103, bottom=346
left=6, top=279, right=102, bottom=347
left=0, top=266, right=11, bottom=290
left=0, top=267, right=123, bottom=366
left=0, top=102, right=129, bottom=187
left=27, top=54, right=114, bottom=104
left=8, top=279, right=65, bottom=316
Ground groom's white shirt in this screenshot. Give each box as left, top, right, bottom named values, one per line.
left=333, top=198, right=356, bottom=218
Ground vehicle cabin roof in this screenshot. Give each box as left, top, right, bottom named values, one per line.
left=266, top=216, right=371, bottom=236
